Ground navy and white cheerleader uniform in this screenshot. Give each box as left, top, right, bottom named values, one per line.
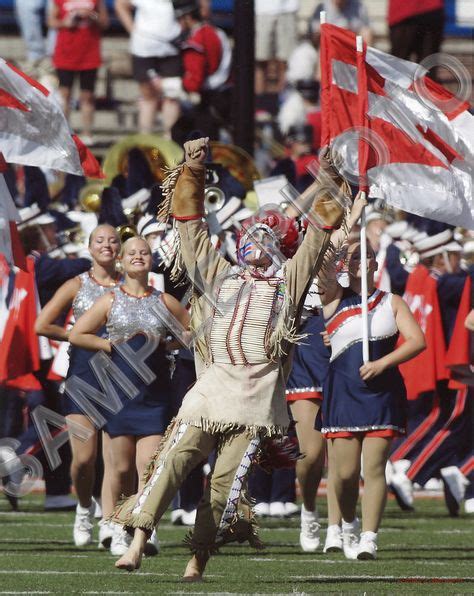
left=104, top=286, right=172, bottom=437
left=63, top=271, right=119, bottom=416
left=286, top=282, right=330, bottom=403
left=321, top=288, right=407, bottom=439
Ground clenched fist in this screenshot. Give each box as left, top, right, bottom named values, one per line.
left=184, top=137, right=209, bottom=166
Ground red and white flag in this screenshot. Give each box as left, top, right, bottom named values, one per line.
left=0, top=59, right=104, bottom=178
left=0, top=255, right=40, bottom=383
left=0, top=173, right=27, bottom=269
left=320, top=24, right=474, bottom=229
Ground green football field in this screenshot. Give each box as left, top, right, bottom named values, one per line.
left=0, top=494, right=473, bottom=595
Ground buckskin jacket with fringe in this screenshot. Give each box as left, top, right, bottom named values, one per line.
left=172, top=190, right=334, bottom=438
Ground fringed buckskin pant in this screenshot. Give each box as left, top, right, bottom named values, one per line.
left=111, top=420, right=263, bottom=556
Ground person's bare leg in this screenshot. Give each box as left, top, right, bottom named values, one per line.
left=67, top=415, right=97, bottom=508
left=326, top=439, right=342, bottom=526
left=290, top=399, right=325, bottom=511
left=107, top=434, right=136, bottom=508
left=332, top=437, right=362, bottom=523
left=79, top=89, right=95, bottom=138
left=160, top=98, right=180, bottom=139
left=58, top=86, right=72, bottom=121
left=361, top=437, right=392, bottom=532
left=115, top=528, right=148, bottom=571
left=100, top=431, right=114, bottom=518
left=135, top=434, right=162, bottom=491
left=138, top=81, right=158, bottom=134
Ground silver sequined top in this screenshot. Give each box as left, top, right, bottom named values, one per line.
left=106, top=286, right=168, bottom=343
left=72, top=272, right=119, bottom=320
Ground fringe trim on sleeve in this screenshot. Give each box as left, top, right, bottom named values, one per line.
left=157, top=165, right=187, bottom=284
left=157, top=164, right=183, bottom=223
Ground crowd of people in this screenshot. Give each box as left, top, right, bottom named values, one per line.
left=0, top=0, right=472, bottom=584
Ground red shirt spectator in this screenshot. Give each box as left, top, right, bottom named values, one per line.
left=181, top=23, right=232, bottom=93
left=388, top=0, right=443, bottom=27
left=52, top=0, right=102, bottom=71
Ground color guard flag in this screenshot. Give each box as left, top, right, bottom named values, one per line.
left=0, top=173, right=27, bottom=269
left=0, top=256, right=40, bottom=382
left=0, top=59, right=104, bottom=178
left=320, top=24, right=474, bottom=229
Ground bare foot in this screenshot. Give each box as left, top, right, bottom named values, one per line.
left=115, top=548, right=143, bottom=572
left=182, top=554, right=209, bottom=582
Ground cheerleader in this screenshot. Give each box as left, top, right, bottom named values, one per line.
left=320, top=239, right=425, bottom=559
left=35, top=224, right=121, bottom=548
left=69, top=236, right=189, bottom=556
left=286, top=194, right=366, bottom=553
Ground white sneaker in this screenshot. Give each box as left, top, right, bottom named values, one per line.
left=253, top=502, right=270, bottom=517
left=144, top=529, right=160, bottom=556
left=342, top=518, right=360, bottom=560
left=98, top=519, right=114, bottom=550
left=357, top=531, right=377, bottom=560
left=392, top=459, right=411, bottom=475
left=390, top=470, right=414, bottom=510
left=285, top=502, right=299, bottom=517
left=440, top=466, right=469, bottom=504
left=464, top=498, right=474, bottom=514
left=73, top=503, right=94, bottom=547
left=323, top=524, right=343, bottom=553
left=181, top=509, right=197, bottom=526
left=171, top=509, right=184, bottom=525
left=424, top=478, right=443, bottom=491
left=92, top=496, right=102, bottom=519
left=269, top=501, right=286, bottom=517
left=299, top=505, right=320, bottom=552
left=110, top=524, right=132, bottom=556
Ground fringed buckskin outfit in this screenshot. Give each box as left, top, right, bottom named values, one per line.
left=111, top=143, right=350, bottom=557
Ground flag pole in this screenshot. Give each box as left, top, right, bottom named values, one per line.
left=356, top=35, right=369, bottom=363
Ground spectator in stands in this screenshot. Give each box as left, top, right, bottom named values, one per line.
left=172, top=0, right=233, bottom=140
left=15, top=0, right=53, bottom=69
left=115, top=0, right=183, bottom=138
left=388, top=0, right=444, bottom=65
left=311, top=0, right=373, bottom=46
left=255, top=0, right=299, bottom=95
left=48, top=0, right=109, bottom=145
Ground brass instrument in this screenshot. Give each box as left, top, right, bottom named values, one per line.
left=204, top=186, right=226, bottom=213
left=79, top=134, right=183, bottom=215
left=79, top=182, right=105, bottom=213
left=208, top=142, right=261, bottom=191
left=116, top=224, right=138, bottom=243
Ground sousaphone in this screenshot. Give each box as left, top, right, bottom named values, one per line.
left=79, top=134, right=183, bottom=212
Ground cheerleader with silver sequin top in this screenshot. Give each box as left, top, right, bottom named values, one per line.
left=320, top=238, right=425, bottom=560
left=35, top=224, right=121, bottom=549
left=69, top=236, right=190, bottom=556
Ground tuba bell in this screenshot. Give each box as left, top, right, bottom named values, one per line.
left=116, top=224, right=138, bottom=243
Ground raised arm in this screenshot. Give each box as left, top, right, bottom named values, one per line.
left=170, top=137, right=231, bottom=291
left=69, top=293, right=113, bottom=353
left=284, top=149, right=353, bottom=307
left=35, top=277, right=80, bottom=341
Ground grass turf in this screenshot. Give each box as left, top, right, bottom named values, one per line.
left=0, top=495, right=473, bottom=594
